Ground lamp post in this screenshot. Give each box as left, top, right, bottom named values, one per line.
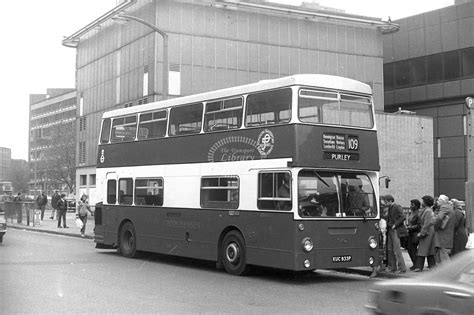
left=465, top=97, right=473, bottom=233
left=113, top=14, right=168, bottom=100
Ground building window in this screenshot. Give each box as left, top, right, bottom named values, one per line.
left=80, top=175, right=87, bottom=186
left=409, top=58, right=427, bottom=85
left=79, top=117, right=87, bottom=132
left=462, top=48, right=474, bottom=78
left=135, top=178, right=163, bottom=206
left=395, top=60, right=410, bottom=88
left=89, top=174, right=96, bottom=186
left=257, top=172, right=292, bottom=210
left=427, top=54, right=443, bottom=84
left=79, top=95, right=84, bottom=116
left=463, top=115, right=467, bottom=136
left=79, top=142, right=86, bottom=164
left=383, top=63, right=395, bottom=91
left=201, top=176, right=239, bottom=209
left=143, top=70, right=149, bottom=97
left=444, top=51, right=460, bottom=80
left=437, top=138, right=441, bottom=158
left=138, top=98, right=148, bottom=105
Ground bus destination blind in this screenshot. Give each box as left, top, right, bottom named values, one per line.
left=322, top=133, right=359, bottom=161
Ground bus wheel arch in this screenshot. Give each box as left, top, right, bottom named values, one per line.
left=219, top=228, right=249, bottom=276
left=118, top=220, right=138, bottom=258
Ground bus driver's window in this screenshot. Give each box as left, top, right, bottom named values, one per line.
left=257, top=172, right=292, bottom=210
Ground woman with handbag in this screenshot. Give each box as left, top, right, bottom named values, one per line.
left=406, top=199, right=421, bottom=270
left=76, top=194, right=93, bottom=237
left=414, top=195, right=436, bottom=272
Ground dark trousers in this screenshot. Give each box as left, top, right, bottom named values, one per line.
left=415, top=255, right=436, bottom=270
left=79, top=215, right=87, bottom=234
left=406, top=237, right=418, bottom=266
left=57, top=210, right=67, bottom=227
left=39, top=206, right=45, bottom=220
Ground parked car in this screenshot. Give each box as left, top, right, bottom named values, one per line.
left=0, top=211, right=6, bottom=243
left=366, top=249, right=474, bottom=314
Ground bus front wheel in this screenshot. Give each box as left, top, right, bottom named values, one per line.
left=119, top=222, right=137, bottom=258
left=221, top=230, right=249, bottom=276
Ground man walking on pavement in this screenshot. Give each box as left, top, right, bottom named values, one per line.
left=56, top=193, right=69, bottom=228
left=385, top=194, right=407, bottom=273
left=50, top=191, right=60, bottom=220
left=36, top=192, right=48, bottom=221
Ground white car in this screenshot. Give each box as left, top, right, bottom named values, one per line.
left=366, top=250, right=474, bottom=314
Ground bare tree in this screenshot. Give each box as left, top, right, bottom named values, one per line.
left=34, top=122, right=76, bottom=194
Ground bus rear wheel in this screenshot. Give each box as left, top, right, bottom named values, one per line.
left=221, top=230, right=249, bottom=276
left=119, top=222, right=137, bottom=258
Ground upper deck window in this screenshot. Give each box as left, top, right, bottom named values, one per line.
left=169, top=103, right=203, bottom=136
left=204, top=97, right=243, bottom=132
left=138, top=110, right=167, bottom=140
left=111, top=115, right=137, bottom=142
left=245, top=88, right=291, bottom=127
left=100, top=118, right=111, bottom=144
left=298, top=89, right=373, bottom=129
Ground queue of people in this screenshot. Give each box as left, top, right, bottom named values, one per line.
left=377, top=194, right=469, bottom=274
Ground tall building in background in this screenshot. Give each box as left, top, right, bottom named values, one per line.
left=29, top=89, right=77, bottom=196
left=62, top=0, right=433, bottom=205
left=0, top=147, right=12, bottom=181
left=383, top=0, right=474, bottom=199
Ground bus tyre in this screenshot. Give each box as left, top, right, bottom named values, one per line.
left=221, top=231, right=249, bottom=276
left=119, top=222, right=137, bottom=258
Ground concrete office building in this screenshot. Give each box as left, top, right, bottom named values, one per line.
left=0, top=147, right=12, bottom=181
left=29, top=89, right=77, bottom=195
left=383, top=0, right=474, bottom=200
left=62, top=0, right=431, bottom=205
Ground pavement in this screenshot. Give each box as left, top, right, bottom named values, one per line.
left=6, top=209, right=94, bottom=240
left=5, top=209, right=428, bottom=279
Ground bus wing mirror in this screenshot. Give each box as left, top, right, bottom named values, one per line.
left=385, top=178, right=391, bottom=189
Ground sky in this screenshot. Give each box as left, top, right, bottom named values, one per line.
left=0, top=0, right=454, bottom=161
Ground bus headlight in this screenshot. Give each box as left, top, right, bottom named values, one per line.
left=369, top=256, right=375, bottom=265
left=304, top=259, right=311, bottom=268
left=368, top=236, right=378, bottom=249
left=302, top=237, right=313, bottom=252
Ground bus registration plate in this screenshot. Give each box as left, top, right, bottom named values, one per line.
left=332, top=255, right=352, bottom=263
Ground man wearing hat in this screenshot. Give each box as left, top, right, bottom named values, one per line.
left=385, top=194, right=407, bottom=273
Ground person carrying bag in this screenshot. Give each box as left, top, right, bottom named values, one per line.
left=76, top=194, right=93, bottom=237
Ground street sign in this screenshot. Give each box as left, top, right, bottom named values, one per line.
left=466, top=97, right=473, bottom=109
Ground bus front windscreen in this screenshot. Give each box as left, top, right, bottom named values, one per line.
left=298, top=170, right=377, bottom=218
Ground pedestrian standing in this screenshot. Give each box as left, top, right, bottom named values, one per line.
left=13, top=192, right=22, bottom=202
left=451, top=199, right=468, bottom=256
left=50, top=190, right=60, bottom=220
left=36, top=192, right=48, bottom=221
left=76, top=194, right=92, bottom=237
left=414, top=195, right=436, bottom=272
left=56, top=193, right=69, bottom=228
left=433, top=194, right=455, bottom=264
left=385, top=194, right=407, bottom=274
left=406, top=199, right=421, bottom=270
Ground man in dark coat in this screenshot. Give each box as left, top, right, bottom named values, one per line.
left=385, top=194, right=407, bottom=273
left=50, top=191, right=60, bottom=220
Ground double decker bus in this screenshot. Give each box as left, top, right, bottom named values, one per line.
left=94, top=74, right=380, bottom=275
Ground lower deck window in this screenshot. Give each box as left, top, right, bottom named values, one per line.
left=135, top=178, right=163, bottom=206
left=201, top=176, right=239, bottom=209
left=258, top=172, right=292, bottom=210
left=118, top=178, right=133, bottom=205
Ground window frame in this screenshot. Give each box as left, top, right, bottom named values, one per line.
left=203, top=97, right=243, bottom=132
left=245, top=88, right=292, bottom=128
left=134, top=177, right=164, bottom=206
left=137, top=109, right=168, bottom=140
left=110, top=115, right=138, bottom=143
left=118, top=178, right=134, bottom=205
left=168, top=102, right=203, bottom=136
left=200, top=176, right=239, bottom=209
left=257, top=171, right=292, bottom=211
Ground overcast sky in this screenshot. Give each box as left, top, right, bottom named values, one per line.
left=0, top=0, right=454, bottom=161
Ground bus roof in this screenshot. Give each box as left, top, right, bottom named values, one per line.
left=103, top=74, right=372, bottom=119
